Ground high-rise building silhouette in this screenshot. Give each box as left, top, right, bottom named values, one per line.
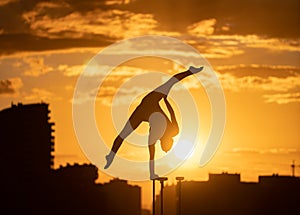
left=0, top=102, right=142, bottom=215
left=0, top=102, right=55, bottom=213
left=0, top=102, right=55, bottom=175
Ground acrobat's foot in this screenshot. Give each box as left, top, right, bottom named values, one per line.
left=189, top=66, right=204, bottom=73
left=150, top=173, right=159, bottom=180
left=104, top=153, right=115, bottom=169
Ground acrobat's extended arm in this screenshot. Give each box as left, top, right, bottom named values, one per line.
left=164, top=98, right=177, bottom=123
left=154, top=66, right=203, bottom=97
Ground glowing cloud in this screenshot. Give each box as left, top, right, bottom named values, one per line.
left=23, top=8, right=164, bottom=39
left=263, top=93, right=300, bottom=104
left=58, top=64, right=86, bottom=77
left=0, top=77, right=23, bottom=95
left=23, top=57, right=54, bottom=77
left=24, top=88, right=62, bottom=102
left=187, top=19, right=217, bottom=36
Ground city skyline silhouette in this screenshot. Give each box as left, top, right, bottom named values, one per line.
left=1, top=102, right=299, bottom=215
left=0, top=0, right=299, bottom=214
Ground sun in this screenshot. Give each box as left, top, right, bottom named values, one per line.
left=173, top=139, right=195, bottom=161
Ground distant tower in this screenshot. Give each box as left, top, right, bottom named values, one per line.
left=291, top=160, right=295, bottom=177
left=291, top=160, right=300, bottom=177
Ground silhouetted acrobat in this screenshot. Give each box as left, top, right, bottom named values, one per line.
left=104, top=66, right=204, bottom=179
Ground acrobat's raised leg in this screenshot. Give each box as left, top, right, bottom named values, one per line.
left=154, top=66, right=203, bottom=96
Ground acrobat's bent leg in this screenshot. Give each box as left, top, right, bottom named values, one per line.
left=104, top=115, right=143, bottom=169
left=104, top=135, right=122, bottom=169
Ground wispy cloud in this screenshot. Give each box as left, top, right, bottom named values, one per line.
left=0, top=0, right=17, bottom=6
left=24, top=88, right=62, bottom=102
left=23, top=6, right=177, bottom=40
left=71, top=65, right=150, bottom=105
left=0, top=47, right=100, bottom=60
left=58, top=64, right=86, bottom=77
left=23, top=57, right=54, bottom=77
left=228, top=147, right=299, bottom=155
left=0, top=77, right=23, bottom=95
left=186, top=34, right=300, bottom=60
left=219, top=34, right=300, bottom=53
left=105, top=0, right=134, bottom=5
left=72, top=64, right=204, bottom=106
left=218, top=71, right=300, bottom=91
left=187, top=19, right=216, bottom=37
left=263, top=93, right=300, bottom=104
left=127, top=0, right=300, bottom=38
left=0, top=0, right=299, bottom=55
left=97, top=66, right=155, bottom=105
left=216, top=64, right=300, bottom=75
left=215, top=64, right=300, bottom=104
left=202, top=46, right=244, bottom=59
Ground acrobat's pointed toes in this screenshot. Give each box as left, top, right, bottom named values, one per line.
left=104, top=154, right=114, bottom=169
left=189, top=66, right=204, bottom=73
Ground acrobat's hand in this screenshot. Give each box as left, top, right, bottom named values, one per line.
left=189, top=66, right=204, bottom=74
left=150, top=173, right=159, bottom=180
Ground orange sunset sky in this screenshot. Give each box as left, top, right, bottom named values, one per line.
left=0, top=0, right=299, bottom=209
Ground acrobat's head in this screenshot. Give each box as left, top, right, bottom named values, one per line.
left=160, top=133, right=174, bottom=153
left=160, top=121, right=179, bottom=152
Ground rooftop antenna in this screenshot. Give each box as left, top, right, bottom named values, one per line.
left=152, top=177, right=168, bottom=215
left=291, top=160, right=300, bottom=177
left=176, top=177, right=184, bottom=215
